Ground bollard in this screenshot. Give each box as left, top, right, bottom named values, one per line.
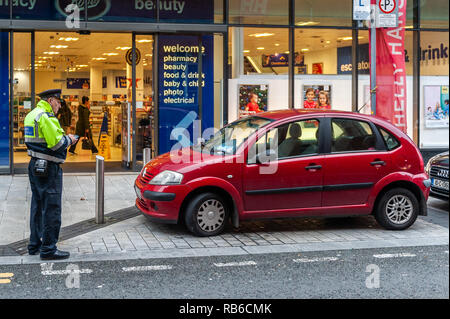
left=95, top=155, right=105, bottom=224
left=143, top=147, right=151, bottom=165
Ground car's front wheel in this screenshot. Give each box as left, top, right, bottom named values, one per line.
left=184, top=192, right=229, bottom=236
left=375, top=188, right=419, bottom=230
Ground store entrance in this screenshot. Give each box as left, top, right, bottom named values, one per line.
left=11, top=31, right=155, bottom=172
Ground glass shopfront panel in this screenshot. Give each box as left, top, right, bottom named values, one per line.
left=295, top=0, right=352, bottom=27
left=158, top=0, right=223, bottom=24
left=30, top=31, right=132, bottom=164
left=12, top=32, right=32, bottom=165
left=420, top=0, right=449, bottom=29
left=294, top=28, right=353, bottom=110
left=228, top=27, right=289, bottom=122
left=229, top=0, right=289, bottom=25
left=419, top=31, right=449, bottom=149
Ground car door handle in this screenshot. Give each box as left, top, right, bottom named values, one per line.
left=370, top=160, right=386, bottom=166
left=305, top=164, right=322, bottom=170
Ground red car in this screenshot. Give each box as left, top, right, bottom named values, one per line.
left=135, top=110, right=431, bottom=237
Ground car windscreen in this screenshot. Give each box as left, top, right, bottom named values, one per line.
left=194, top=116, right=273, bottom=155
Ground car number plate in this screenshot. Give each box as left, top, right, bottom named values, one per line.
left=432, top=178, right=449, bottom=191
left=135, top=184, right=142, bottom=200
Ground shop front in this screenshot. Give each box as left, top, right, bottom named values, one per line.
left=0, top=0, right=448, bottom=174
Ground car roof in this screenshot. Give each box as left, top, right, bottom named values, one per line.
left=258, top=109, right=374, bottom=120
left=256, top=109, right=407, bottom=139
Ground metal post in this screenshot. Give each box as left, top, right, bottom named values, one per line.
left=370, top=0, right=377, bottom=115
left=143, top=147, right=151, bottom=165
left=95, top=155, right=105, bottom=224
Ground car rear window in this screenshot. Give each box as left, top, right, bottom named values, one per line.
left=377, top=126, right=400, bottom=151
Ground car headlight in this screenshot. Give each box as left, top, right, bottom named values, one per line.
left=149, top=170, right=183, bottom=185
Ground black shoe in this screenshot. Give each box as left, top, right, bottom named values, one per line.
left=40, top=250, right=70, bottom=260
left=28, top=249, right=40, bottom=255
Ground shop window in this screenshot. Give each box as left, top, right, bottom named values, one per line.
left=295, top=0, right=351, bottom=27
left=420, top=0, right=449, bottom=29
left=294, top=28, right=353, bottom=111
left=419, top=31, right=449, bottom=149
left=32, top=31, right=132, bottom=163
left=229, top=0, right=289, bottom=25
left=228, top=27, right=289, bottom=123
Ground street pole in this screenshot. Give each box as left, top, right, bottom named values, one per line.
left=370, top=0, right=377, bottom=115
left=95, top=155, right=105, bottom=224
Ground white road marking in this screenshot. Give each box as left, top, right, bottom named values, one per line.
left=213, top=261, right=257, bottom=267
left=373, top=253, right=417, bottom=259
left=122, top=265, right=173, bottom=272
left=40, top=263, right=93, bottom=276
left=293, top=257, right=339, bottom=263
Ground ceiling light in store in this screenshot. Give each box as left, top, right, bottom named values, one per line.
left=243, top=50, right=250, bottom=53
left=116, top=46, right=132, bottom=50
left=274, top=43, right=280, bottom=47
left=326, top=41, right=331, bottom=44
left=92, top=57, right=107, bottom=61
left=249, top=33, right=274, bottom=38
left=39, top=56, right=52, bottom=59
left=59, top=37, right=78, bottom=41
left=301, top=48, right=310, bottom=52
left=102, top=53, right=119, bottom=56
left=137, top=39, right=153, bottom=43
left=145, top=54, right=153, bottom=57
left=296, top=21, right=320, bottom=26
left=50, top=45, right=68, bottom=49
left=256, top=47, right=264, bottom=50
left=338, top=36, right=364, bottom=41
left=284, top=51, right=290, bottom=54
left=43, top=51, right=59, bottom=55
left=76, top=65, right=88, bottom=67
left=404, top=25, right=413, bottom=29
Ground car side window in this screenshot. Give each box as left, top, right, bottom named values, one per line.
left=248, top=119, right=320, bottom=163
left=378, top=126, right=400, bottom=150
left=331, top=118, right=376, bottom=152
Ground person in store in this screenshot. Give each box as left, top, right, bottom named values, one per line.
left=24, top=89, right=78, bottom=260
left=68, top=96, right=98, bottom=155
left=318, top=91, right=331, bottom=110
left=57, top=99, right=72, bottom=134
left=303, top=88, right=318, bottom=108
left=245, top=93, right=262, bottom=113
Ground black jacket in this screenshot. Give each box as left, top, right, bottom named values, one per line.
left=75, top=104, right=91, bottom=136
left=58, top=102, right=72, bottom=127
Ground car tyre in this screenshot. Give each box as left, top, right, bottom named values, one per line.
left=184, top=192, right=229, bottom=237
left=375, top=188, right=419, bottom=230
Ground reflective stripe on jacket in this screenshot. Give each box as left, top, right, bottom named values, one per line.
left=24, top=100, right=71, bottom=163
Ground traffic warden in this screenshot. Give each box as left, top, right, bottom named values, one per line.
left=24, top=89, right=78, bottom=260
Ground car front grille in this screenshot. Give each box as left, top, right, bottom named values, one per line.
left=430, top=166, right=449, bottom=180
left=139, top=171, right=154, bottom=184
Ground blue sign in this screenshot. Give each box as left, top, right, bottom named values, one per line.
left=6, top=0, right=214, bottom=23
left=158, top=34, right=214, bottom=155
left=67, top=78, right=90, bottom=89
left=337, top=43, right=370, bottom=74
left=0, top=32, right=9, bottom=169
left=116, top=76, right=127, bottom=88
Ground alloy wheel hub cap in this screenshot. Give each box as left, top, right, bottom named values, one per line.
left=386, top=195, right=413, bottom=224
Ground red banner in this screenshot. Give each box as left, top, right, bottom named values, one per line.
left=371, top=0, right=408, bottom=133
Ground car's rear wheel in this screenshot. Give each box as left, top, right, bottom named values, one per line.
left=184, top=192, right=229, bottom=236
left=375, top=188, right=419, bottom=230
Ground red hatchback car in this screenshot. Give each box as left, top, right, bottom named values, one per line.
left=135, top=110, right=431, bottom=237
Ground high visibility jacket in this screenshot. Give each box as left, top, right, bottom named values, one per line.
left=24, top=100, right=71, bottom=163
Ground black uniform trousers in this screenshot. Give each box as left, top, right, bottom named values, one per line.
left=28, top=157, right=63, bottom=257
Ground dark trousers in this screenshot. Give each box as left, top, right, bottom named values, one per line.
left=28, top=158, right=63, bottom=257
left=68, top=130, right=98, bottom=153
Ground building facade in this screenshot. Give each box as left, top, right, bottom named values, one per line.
left=0, top=0, right=448, bottom=174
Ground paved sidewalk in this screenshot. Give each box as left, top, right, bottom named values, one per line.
left=0, top=173, right=139, bottom=245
